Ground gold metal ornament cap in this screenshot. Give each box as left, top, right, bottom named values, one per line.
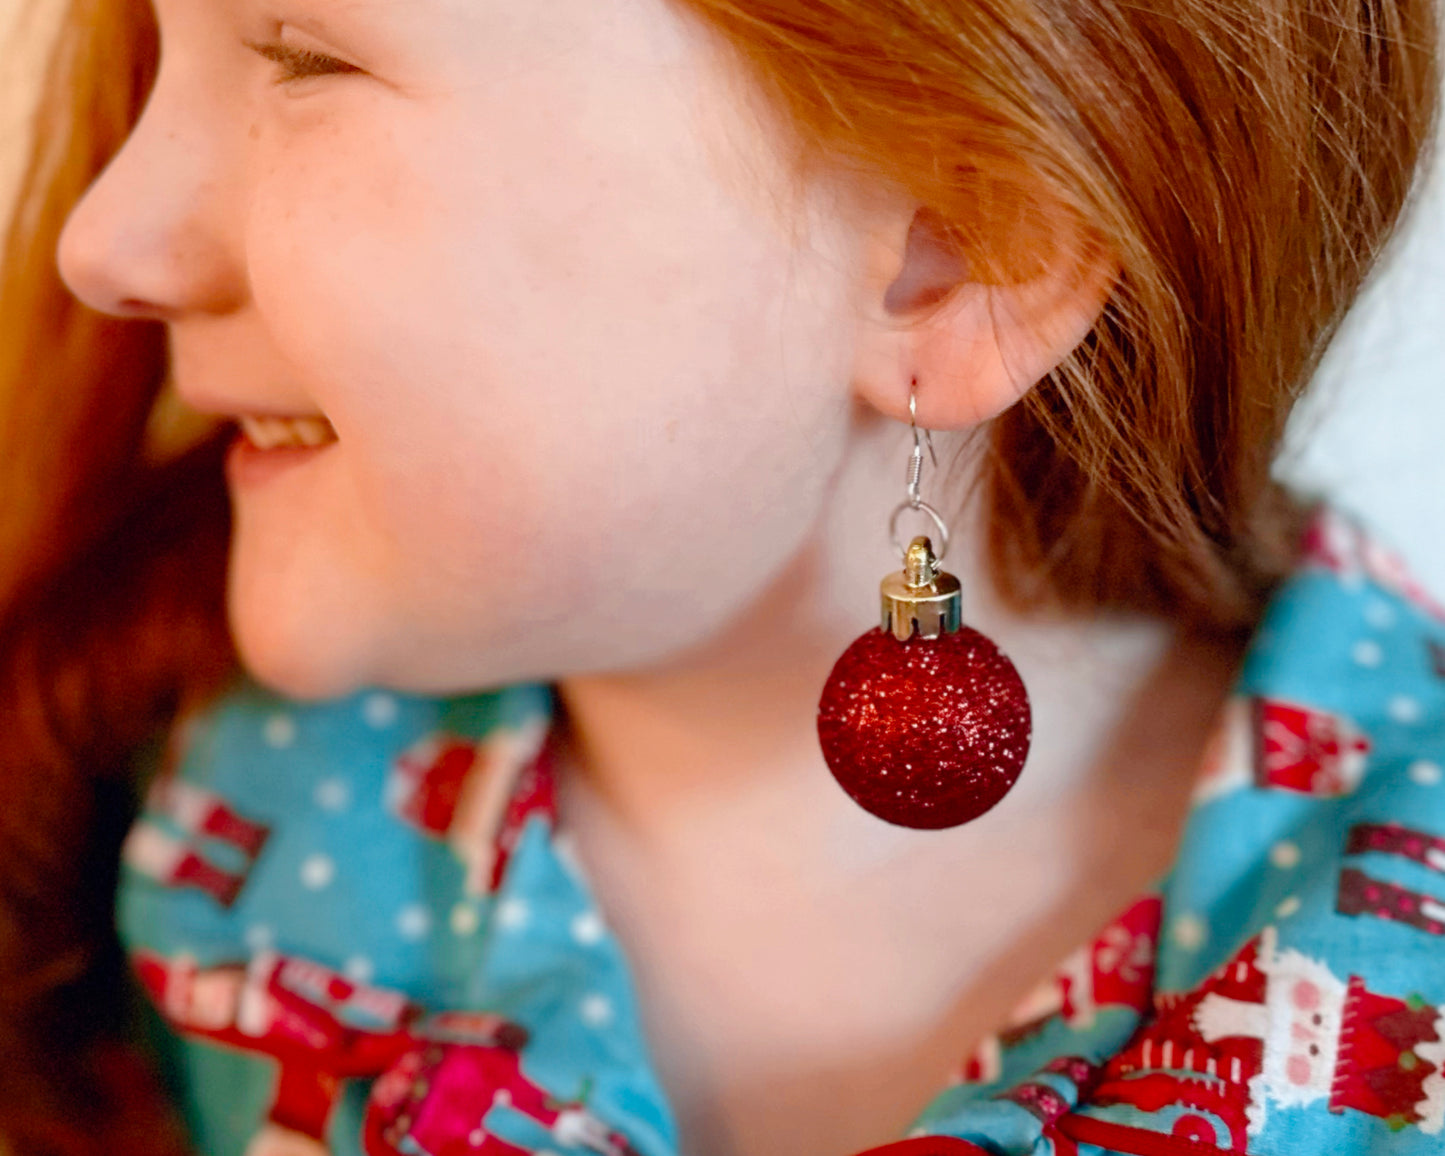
left=880, top=535, right=962, bottom=641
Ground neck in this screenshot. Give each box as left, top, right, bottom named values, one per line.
left=551, top=413, right=1231, bottom=882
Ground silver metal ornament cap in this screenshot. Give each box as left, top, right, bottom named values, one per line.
left=880, top=535, right=962, bottom=641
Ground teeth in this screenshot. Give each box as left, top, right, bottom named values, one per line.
left=239, top=415, right=337, bottom=450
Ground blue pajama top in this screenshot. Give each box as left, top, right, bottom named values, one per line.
left=117, top=507, right=1445, bottom=1156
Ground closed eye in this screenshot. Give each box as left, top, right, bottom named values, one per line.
left=243, top=39, right=363, bottom=86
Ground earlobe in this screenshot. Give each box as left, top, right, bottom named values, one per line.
left=852, top=204, right=1119, bottom=431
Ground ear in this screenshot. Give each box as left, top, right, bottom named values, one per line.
left=851, top=203, right=1119, bottom=429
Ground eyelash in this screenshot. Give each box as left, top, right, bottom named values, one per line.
left=243, top=39, right=362, bottom=85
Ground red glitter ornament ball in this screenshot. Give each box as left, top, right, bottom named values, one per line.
left=817, top=625, right=1032, bottom=829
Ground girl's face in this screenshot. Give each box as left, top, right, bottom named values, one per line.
left=57, top=0, right=898, bottom=698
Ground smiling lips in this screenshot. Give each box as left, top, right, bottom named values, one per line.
left=237, top=414, right=338, bottom=450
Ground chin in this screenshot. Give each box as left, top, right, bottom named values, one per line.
left=227, top=586, right=373, bottom=704
left=233, top=632, right=367, bottom=703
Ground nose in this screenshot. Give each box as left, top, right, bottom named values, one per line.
left=55, top=68, right=247, bottom=321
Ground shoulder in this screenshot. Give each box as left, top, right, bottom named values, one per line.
left=1143, top=505, right=1445, bottom=1141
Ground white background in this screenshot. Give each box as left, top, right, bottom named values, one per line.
left=4, top=2, right=1443, bottom=595
left=1278, top=110, right=1445, bottom=594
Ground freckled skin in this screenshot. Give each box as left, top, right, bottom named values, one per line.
left=55, top=0, right=878, bottom=700
left=51, top=8, right=1244, bottom=1154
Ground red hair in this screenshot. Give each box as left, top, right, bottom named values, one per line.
left=0, top=0, right=1437, bottom=1147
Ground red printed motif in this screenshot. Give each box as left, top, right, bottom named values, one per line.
left=1255, top=700, right=1371, bottom=796
left=388, top=716, right=554, bottom=895
left=365, top=1023, right=638, bottom=1156
left=1337, top=822, right=1445, bottom=938
left=955, top=897, right=1161, bottom=1085
left=1299, top=507, right=1445, bottom=623
left=132, top=948, right=634, bottom=1156
left=1191, top=696, right=1370, bottom=806
left=123, top=778, right=272, bottom=907
left=1080, top=927, right=1445, bottom=1144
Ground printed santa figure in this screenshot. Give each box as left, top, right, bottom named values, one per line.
left=1083, top=934, right=1269, bottom=1153
left=386, top=715, right=552, bottom=895
left=1092, top=919, right=1445, bottom=1138
left=1188, top=926, right=1345, bottom=1135
left=1191, top=695, right=1371, bottom=805
left=955, top=898, right=1160, bottom=1085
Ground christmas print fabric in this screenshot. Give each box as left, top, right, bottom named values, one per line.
left=117, top=507, right=1445, bottom=1156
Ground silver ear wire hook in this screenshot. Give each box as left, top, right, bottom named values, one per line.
left=889, top=379, right=951, bottom=562
left=905, top=386, right=937, bottom=510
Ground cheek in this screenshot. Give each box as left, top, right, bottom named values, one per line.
left=246, top=108, right=453, bottom=404
left=233, top=83, right=858, bottom=689
left=1285, top=1054, right=1315, bottom=1086
left=1290, top=980, right=1321, bottom=1011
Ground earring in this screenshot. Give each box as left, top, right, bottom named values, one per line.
left=815, top=382, right=1032, bottom=829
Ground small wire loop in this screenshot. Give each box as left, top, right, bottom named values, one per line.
left=889, top=498, right=950, bottom=563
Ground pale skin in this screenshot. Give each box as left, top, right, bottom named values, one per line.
left=55, top=0, right=1248, bottom=1153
